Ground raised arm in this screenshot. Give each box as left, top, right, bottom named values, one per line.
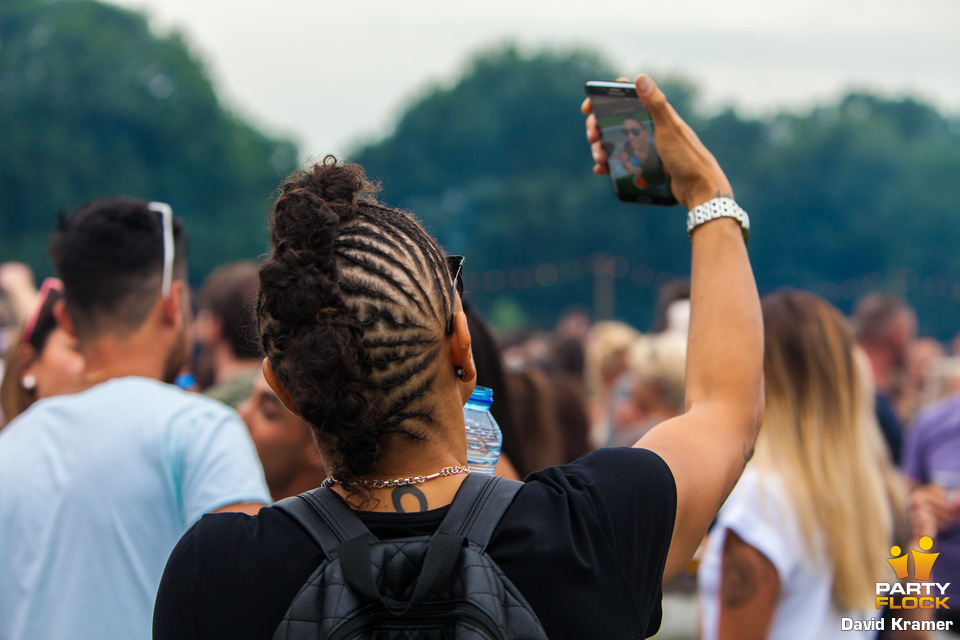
left=585, top=75, right=764, bottom=583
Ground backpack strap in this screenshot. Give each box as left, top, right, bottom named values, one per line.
left=273, top=487, right=371, bottom=559
left=338, top=529, right=465, bottom=614
left=274, top=475, right=523, bottom=615
left=438, top=473, right=523, bottom=551
left=372, top=473, right=523, bottom=613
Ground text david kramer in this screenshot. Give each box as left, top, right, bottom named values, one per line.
left=842, top=618, right=954, bottom=632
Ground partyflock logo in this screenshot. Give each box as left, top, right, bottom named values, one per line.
left=842, top=536, right=953, bottom=633
left=876, top=536, right=947, bottom=610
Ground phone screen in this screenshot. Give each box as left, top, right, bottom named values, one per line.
left=585, top=81, right=677, bottom=206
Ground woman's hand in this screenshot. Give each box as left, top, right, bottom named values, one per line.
left=583, top=75, right=731, bottom=209
left=910, top=484, right=960, bottom=541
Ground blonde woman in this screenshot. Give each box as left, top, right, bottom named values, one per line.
left=698, top=290, right=899, bottom=640
left=584, top=320, right=640, bottom=447
left=610, top=332, right=687, bottom=447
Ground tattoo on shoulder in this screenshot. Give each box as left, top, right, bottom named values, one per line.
left=392, top=485, right=429, bottom=513
left=721, top=549, right=758, bottom=608
left=721, top=534, right=776, bottom=608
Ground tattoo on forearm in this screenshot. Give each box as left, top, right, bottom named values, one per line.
left=392, top=485, right=428, bottom=513
left=715, top=189, right=734, bottom=200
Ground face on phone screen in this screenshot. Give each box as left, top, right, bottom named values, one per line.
left=587, top=82, right=677, bottom=206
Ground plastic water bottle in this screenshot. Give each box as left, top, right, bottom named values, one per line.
left=464, top=386, right=503, bottom=474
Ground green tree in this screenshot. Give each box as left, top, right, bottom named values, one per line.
left=0, top=0, right=296, bottom=280
left=716, top=95, right=960, bottom=337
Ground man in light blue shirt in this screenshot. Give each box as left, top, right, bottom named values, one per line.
left=0, top=198, right=270, bottom=640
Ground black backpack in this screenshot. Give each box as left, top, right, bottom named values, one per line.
left=271, top=473, right=548, bottom=640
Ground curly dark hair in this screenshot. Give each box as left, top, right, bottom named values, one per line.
left=257, top=156, right=454, bottom=489
left=49, top=197, right=187, bottom=339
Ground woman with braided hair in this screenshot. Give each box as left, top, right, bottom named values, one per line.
left=255, top=158, right=472, bottom=500
left=155, top=75, right=764, bottom=639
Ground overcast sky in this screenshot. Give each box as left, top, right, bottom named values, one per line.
left=108, top=0, right=960, bottom=158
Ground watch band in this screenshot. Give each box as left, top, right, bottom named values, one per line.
left=686, top=197, right=749, bottom=244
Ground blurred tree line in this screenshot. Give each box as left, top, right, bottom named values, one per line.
left=0, top=0, right=297, bottom=279
left=2, top=1, right=959, bottom=338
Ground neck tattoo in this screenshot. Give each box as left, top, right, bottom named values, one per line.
left=392, top=485, right=429, bottom=513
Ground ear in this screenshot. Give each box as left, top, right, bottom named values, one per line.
left=53, top=299, right=77, bottom=339
left=160, top=281, right=187, bottom=326
left=262, top=357, right=299, bottom=415
left=448, top=310, right=476, bottom=384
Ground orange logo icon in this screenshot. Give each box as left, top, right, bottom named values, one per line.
left=887, top=536, right=940, bottom=582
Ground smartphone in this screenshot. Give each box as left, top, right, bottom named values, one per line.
left=585, top=81, right=677, bottom=206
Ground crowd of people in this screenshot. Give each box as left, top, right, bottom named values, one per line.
left=0, top=74, right=958, bottom=640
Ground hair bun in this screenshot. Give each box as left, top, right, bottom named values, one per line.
left=270, top=156, right=377, bottom=257
left=304, top=156, right=368, bottom=211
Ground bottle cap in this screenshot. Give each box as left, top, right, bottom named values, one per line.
left=174, top=372, right=198, bottom=390
left=468, top=385, right=493, bottom=405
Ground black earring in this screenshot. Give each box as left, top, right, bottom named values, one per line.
left=455, top=366, right=466, bottom=380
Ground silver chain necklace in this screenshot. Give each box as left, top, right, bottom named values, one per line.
left=321, top=465, right=470, bottom=489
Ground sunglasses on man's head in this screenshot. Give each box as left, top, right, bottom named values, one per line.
left=147, top=201, right=174, bottom=299
left=445, top=255, right=465, bottom=335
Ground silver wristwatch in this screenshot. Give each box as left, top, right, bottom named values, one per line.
left=686, top=197, right=750, bottom=244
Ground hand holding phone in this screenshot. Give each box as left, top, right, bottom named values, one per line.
left=585, top=80, right=676, bottom=206
left=583, top=76, right=731, bottom=210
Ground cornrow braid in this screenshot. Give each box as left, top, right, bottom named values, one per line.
left=257, top=156, right=456, bottom=492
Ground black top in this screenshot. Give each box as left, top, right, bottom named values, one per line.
left=154, top=447, right=677, bottom=640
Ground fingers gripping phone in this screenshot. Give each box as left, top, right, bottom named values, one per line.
left=585, top=81, right=678, bottom=206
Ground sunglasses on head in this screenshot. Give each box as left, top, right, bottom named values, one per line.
left=147, top=201, right=174, bottom=299
left=22, top=278, right=64, bottom=347
left=445, top=255, right=465, bottom=335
